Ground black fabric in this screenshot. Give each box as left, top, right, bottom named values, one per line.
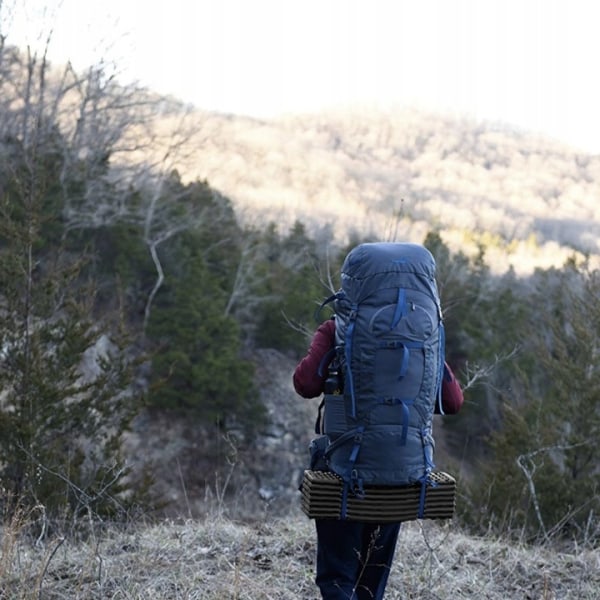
left=315, top=519, right=401, bottom=599
left=309, top=435, right=330, bottom=471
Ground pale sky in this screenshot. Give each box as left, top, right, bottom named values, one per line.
left=5, top=0, right=600, bottom=153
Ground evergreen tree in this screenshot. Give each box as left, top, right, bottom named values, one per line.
left=0, top=134, right=138, bottom=525
left=254, top=221, right=336, bottom=354
left=146, top=228, right=265, bottom=432
left=476, top=261, right=600, bottom=542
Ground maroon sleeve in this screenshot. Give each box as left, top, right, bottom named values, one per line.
left=293, top=319, right=335, bottom=398
left=439, top=361, right=464, bottom=414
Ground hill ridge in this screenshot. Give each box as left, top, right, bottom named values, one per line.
left=166, top=106, right=600, bottom=274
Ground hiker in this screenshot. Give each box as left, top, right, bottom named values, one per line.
left=293, top=242, right=464, bottom=600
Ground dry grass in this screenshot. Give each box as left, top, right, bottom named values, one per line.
left=1, top=510, right=599, bottom=599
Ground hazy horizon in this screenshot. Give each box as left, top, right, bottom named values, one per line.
left=6, top=0, right=600, bottom=154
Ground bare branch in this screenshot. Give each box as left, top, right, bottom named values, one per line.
left=223, top=234, right=273, bottom=319
left=517, top=439, right=597, bottom=544
left=461, top=346, right=520, bottom=393
left=281, top=310, right=315, bottom=340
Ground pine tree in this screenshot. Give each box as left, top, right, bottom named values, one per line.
left=145, top=227, right=265, bottom=432
left=0, top=132, right=138, bottom=526
left=254, top=221, right=335, bottom=354
left=478, top=261, right=600, bottom=542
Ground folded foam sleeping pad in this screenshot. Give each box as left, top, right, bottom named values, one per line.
left=300, top=470, right=456, bottom=523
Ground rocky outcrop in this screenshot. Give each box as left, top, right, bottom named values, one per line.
left=124, top=348, right=318, bottom=521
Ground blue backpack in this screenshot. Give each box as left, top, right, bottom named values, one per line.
left=317, top=242, right=445, bottom=505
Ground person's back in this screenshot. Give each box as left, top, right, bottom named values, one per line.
left=293, top=241, right=464, bottom=599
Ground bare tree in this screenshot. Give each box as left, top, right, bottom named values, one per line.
left=0, top=4, right=216, bottom=523
left=0, top=7, right=228, bottom=334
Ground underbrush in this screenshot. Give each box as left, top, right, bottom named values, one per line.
left=1, top=507, right=599, bottom=599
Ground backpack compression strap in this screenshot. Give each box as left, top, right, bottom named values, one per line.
left=417, top=425, right=436, bottom=518
left=334, top=425, right=366, bottom=518
left=435, top=323, right=446, bottom=415
left=344, top=303, right=359, bottom=418
left=391, top=287, right=407, bottom=329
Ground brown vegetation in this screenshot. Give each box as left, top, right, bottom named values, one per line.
left=2, top=513, right=599, bottom=599
left=162, top=106, right=600, bottom=274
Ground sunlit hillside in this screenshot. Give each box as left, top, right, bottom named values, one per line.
left=166, top=106, right=600, bottom=274
left=2, top=47, right=600, bottom=599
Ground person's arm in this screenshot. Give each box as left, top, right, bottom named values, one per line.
left=293, top=319, right=335, bottom=398
left=438, top=361, right=464, bottom=414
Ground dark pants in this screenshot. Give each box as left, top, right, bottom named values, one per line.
left=315, top=519, right=401, bottom=599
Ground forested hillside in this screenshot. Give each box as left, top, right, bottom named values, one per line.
left=0, top=43, right=599, bottom=559
left=169, top=107, right=600, bottom=274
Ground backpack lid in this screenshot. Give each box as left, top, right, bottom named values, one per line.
left=340, top=242, right=437, bottom=302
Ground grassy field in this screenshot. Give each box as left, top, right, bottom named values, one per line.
left=1, top=511, right=599, bottom=599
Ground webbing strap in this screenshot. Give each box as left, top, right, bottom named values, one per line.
left=348, top=427, right=365, bottom=500
left=378, top=339, right=423, bottom=380
left=418, top=427, right=436, bottom=518
left=417, top=480, right=428, bottom=519
left=348, top=428, right=364, bottom=464
left=391, top=287, right=407, bottom=329
left=400, top=399, right=413, bottom=445
left=344, top=304, right=358, bottom=418
left=398, top=345, right=410, bottom=379
left=339, top=426, right=365, bottom=518
left=436, top=323, right=446, bottom=415
left=350, top=469, right=365, bottom=500
left=317, top=347, right=336, bottom=377
left=323, top=426, right=361, bottom=455
left=314, top=398, right=325, bottom=434
left=340, top=482, right=350, bottom=519
left=372, top=396, right=413, bottom=445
